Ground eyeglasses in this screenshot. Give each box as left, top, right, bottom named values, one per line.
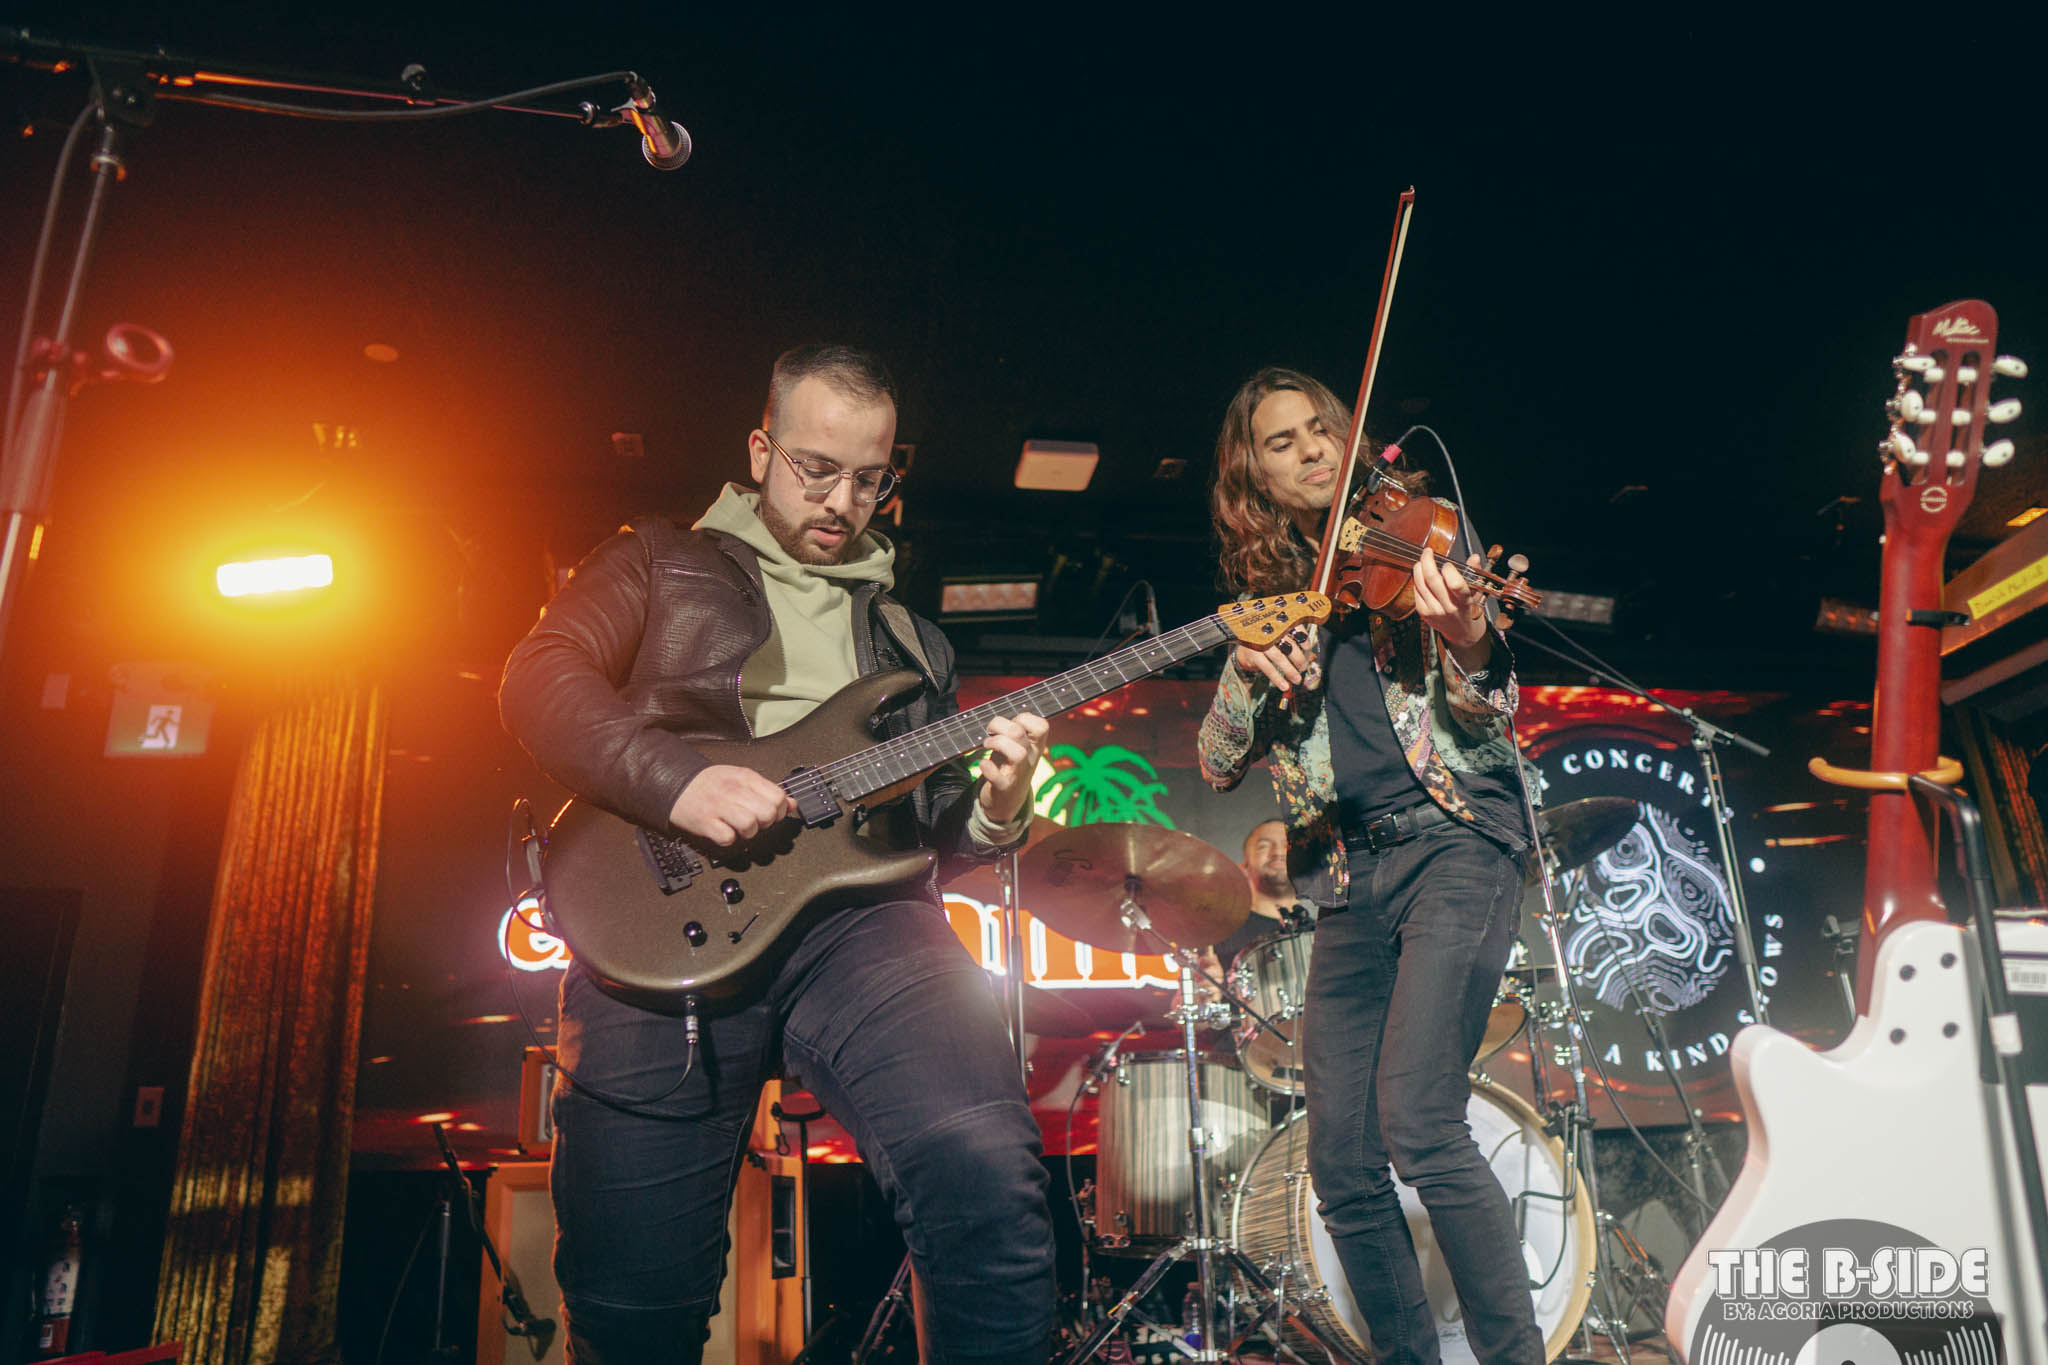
left=762, top=430, right=901, bottom=506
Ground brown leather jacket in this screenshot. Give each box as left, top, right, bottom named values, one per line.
left=499, top=515, right=984, bottom=888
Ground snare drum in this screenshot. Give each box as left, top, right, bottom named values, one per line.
left=1229, top=1074, right=1596, bottom=1363
left=1094, top=1051, right=1271, bottom=1254
left=1230, top=929, right=1313, bottom=1093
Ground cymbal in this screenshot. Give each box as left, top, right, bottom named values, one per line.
left=1536, top=796, right=1640, bottom=876
left=1010, top=823, right=1250, bottom=955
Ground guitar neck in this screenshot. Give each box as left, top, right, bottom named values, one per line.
left=804, top=613, right=1240, bottom=803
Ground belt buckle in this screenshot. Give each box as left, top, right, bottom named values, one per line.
left=1363, top=812, right=1399, bottom=852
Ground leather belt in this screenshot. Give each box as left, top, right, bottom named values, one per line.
left=1347, top=800, right=1452, bottom=854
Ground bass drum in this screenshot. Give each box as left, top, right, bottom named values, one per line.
left=1230, top=929, right=1312, bottom=1093
left=1228, top=1075, right=1595, bottom=1364
left=1094, top=1051, right=1272, bottom=1255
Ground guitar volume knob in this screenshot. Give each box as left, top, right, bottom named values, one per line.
left=720, top=879, right=743, bottom=904
left=684, top=921, right=707, bottom=946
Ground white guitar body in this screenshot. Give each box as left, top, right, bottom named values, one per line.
left=1666, top=919, right=2048, bottom=1365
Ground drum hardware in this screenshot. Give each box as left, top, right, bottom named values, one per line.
left=1509, top=727, right=1639, bottom=1365
left=1229, top=927, right=1314, bottom=1093
left=1548, top=860, right=1732, bottom=1234
left=1059, top=877, right=1347, bottom=1365
left=1229, top=1082, right=1598, bottom=1365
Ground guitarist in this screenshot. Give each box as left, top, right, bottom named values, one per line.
left=1196, top=367, right=1540, bottom=1365
left=500, top=345, right=1055, bottom=1364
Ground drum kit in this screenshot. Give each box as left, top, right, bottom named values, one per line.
left=960, top=798, right=1648, bottom=1365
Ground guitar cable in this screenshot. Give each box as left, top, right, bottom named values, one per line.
left=504, top=798, right=703, bottom=1117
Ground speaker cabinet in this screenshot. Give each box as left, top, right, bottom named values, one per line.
left=479, top=1080, right=808, bottom=1365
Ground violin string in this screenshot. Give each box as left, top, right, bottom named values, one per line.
left=1349, top=523, right=1533, bottom=601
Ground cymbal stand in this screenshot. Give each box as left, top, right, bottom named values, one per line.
left=852, top=847, right=1030, bottom=1365
left=1061, top=882, right=1352, bottom=1365
left=1557, top=863, right=1729, bottom=1227
left=1526, top=871, right=1632, bottom=1364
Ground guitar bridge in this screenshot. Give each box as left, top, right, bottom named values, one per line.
left=636, top=828, right=705, bottom=894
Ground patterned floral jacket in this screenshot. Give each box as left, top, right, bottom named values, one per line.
left=1197, top=602, right=1526, bottom=906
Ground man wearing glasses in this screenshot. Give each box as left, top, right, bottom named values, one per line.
left=501, top=344, right=1056, bottom=1363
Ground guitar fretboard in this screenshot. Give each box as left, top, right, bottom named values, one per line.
left=788, top=610, right=1246, bottom=804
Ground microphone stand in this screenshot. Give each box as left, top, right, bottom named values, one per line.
left=0, top=26, right=666, bottom=674
left=1510, top=623, right=1774, bottom=1026
left=433, top=1122, right=556, bottom=1361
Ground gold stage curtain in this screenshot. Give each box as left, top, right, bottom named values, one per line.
left=153, top=676, right=389, bottom=1365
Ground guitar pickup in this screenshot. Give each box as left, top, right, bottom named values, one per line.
left=636, top=828, right=704, bottom=894
left=788, top=768, right=840, bottom=828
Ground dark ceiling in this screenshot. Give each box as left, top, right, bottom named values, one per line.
left=3, top=7, right=2044, bottom=695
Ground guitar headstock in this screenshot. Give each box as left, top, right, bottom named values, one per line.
left=1879, top=299, right=2025, bottom=534
left=1219, top=591, right=1334, bottom=645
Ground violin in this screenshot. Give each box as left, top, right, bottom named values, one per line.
left=1326, top=473, right=1542, bottom=623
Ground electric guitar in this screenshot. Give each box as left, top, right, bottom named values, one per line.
left=1665, top=303, right=2041, bottom=1362
left=538, top=591, right=1332, bottom=1008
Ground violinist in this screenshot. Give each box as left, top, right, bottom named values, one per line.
left=1196, top=366, right=1541, bottom=1365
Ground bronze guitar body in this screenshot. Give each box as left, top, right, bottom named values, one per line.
left=540, top=669, right=938, bottom=1011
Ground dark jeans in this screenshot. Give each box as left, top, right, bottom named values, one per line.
left=549, top=898, right=1056, bottom=1365
left=1304, top=817, right=1544, bottom=1365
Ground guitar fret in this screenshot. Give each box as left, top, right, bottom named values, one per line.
left=825, top=604, right=1299, bottom=799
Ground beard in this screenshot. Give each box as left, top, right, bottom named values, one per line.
left=1254, top=866, right=1293, bottom=899
left=758, top=494, right=857, bottom=565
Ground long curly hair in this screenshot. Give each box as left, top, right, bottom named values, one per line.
left=1211, top=367, right=1367, bottom=596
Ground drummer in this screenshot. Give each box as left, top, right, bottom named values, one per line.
left=1200, top=819, right=1315, bottom=990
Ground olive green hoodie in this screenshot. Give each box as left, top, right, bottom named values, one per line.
left=694, top=483, right=896, bottom=738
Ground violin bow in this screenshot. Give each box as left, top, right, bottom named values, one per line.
left=1311, top=186, right=1417, bottom=599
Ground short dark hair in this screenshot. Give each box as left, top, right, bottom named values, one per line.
left=763, top=344, right=898, bottom=429
left=1242, top=818, right=1286, bottom=860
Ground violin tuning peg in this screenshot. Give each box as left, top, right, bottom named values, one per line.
left=1483, top=543, right=1503, bottom=571
left=1993, top=355, right=2028, bottom=378
left=1507, top=554, right=1530, bottom=576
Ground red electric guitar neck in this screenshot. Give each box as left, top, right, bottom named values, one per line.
left=1854, top=298, right=2022, bottom=1000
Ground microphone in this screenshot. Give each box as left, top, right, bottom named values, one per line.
left=618, top=75, right=692, bottom=171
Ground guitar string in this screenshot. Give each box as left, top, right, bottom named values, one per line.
left=788, top=612, right=1233, bottom=801
left=782, top=600, right=1327, bottom=804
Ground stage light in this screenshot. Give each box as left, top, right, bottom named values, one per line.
left=1015, top=439, right=1098, bottom=491
left=1530, top=590, right=1616, bottom=628
left=215, top=553, right=333, bottom=598
left=1814, top=597, right=1878, bottom=636
left=940, top=576, right=1040, bottom=619
left=2009, top=505, right=2046, bottom=529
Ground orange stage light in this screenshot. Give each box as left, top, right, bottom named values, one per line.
left=215, top=552, right=333, bottom=598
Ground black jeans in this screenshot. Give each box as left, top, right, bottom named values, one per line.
left=549, top=898, right=1056, bottom=1365
left=1304, top=817, right=1544, bottom=1365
